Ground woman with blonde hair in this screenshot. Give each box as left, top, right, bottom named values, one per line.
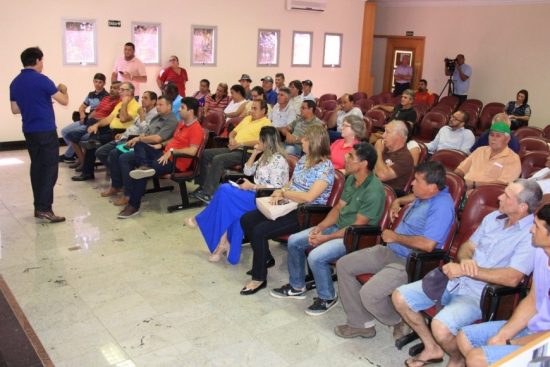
left=203, top=82, right=229, bottom=116
left=239, top=125, right=335, bottom=295
left=186, top=126, right=289, bottom=264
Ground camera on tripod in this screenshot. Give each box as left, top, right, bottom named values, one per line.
left=445, top=58, right=457, bottom=73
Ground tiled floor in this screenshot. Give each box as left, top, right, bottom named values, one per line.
left=0, top=149, right=421, bottom=366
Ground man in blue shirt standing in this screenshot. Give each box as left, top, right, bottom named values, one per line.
left=10, top=47, right=69, bottom=223
left=445, top=54, right=472, bottom=105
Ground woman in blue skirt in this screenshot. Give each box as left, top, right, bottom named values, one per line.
left=185, top=126, right=289, bottom=264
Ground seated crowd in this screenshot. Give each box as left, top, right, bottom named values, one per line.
left=58, top=54, right=548, bottom=366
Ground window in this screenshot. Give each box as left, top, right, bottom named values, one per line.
left=323, top=33, right=342, bottom=67
left=257, top=29, right=280, bottom=67
left=62, top=19, right=97, bottom=65
left=191, top=25, right=217, bottom=66
left=291, top=31, right=313, bottom=67
left=132, top=23, right=160, bottom=64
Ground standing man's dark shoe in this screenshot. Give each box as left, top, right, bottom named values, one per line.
left=71, top=174, right=94, bottom=181
left=34, top=210, right=66, bottom=223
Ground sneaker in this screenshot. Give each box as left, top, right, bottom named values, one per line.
left=117, top=205, right=140, bottom=219
left=129, top=166, right=155, bottom=180
left=195, top=191, right=211, bottom=204
left=189, top=187, right=203, bottom=198
left=304, top=296, right=339, bottom=316
left=59, top=154, right=76, bottom=163
left=334, top=324, right=376, bottom=339
left=270, top=284, right=307, bottom=300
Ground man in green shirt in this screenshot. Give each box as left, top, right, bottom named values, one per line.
left=271, top=142, right=386, bottom=315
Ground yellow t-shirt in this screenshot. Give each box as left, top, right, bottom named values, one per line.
left=108, top=99, right=140, bottom=130
left=233, top=115, right=272, bottom=145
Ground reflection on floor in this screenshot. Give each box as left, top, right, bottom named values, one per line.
left=0, top=149, right=420, bottom=367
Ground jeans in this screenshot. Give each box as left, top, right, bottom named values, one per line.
left=328, top=130, right=342, bottom=143
left=60, top=121, right=86, bottom=157
left=287, top=225, right=344, bottom=300
left=109, top=149, right=136, bottom=196
left=24, top=131, right=59, bottom=211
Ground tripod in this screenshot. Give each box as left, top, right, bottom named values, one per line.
left=439, top=75, right=454, bottom=97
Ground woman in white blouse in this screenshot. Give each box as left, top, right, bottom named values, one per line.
left=223, top=84, right=248, bottom=121
left=185, top=126, right=289, bottom=264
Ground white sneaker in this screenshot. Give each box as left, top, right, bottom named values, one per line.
left=130, top=167, right=155, bottom=179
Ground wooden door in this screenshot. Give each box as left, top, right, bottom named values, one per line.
left=379, top=36, right=425, bottom=93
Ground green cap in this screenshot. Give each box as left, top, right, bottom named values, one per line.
left=490, top=121, right=511, bottom=135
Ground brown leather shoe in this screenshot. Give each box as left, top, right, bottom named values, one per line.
left=34, top=210, right=66, bottom=223
left=101, top=187, right=121, bottom=197
left=117, top=205, right=140, bottom=219
left=334, top=324, right=376, bottom=339
left=112, top=196, right=129, bottom=206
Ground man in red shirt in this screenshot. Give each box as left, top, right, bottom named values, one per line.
left=156, top=55, right=188, bottom=97
left=415, top=79, right=435, bottom=106
left=118, top=97, right=204, bottom=218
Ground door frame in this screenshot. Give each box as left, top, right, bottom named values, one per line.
left=375, top=35, right=425, bottom=93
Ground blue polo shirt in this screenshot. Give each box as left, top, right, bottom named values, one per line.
left=10, top=68, right=58, bottom=133
left=388, top=187, right=455, bottom=259
left=266, top=89, right=277, bottom=106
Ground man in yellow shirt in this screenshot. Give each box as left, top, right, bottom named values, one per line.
left=72, top=82, right=140, bottom=181
left=193, top=100, right=272, bottom=203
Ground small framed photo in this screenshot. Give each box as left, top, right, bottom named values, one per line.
left=132, top=22, right=161, bottom=65
left=191, top=25, right=217, bottom=66
left=394, top=51, right=413, bottom=67
left=291, top=31, right=313, bottom=67
left=62, top=19, right=97, bottom=65
left=257, top=29, right=280, bottom=67
left=323, top=33, right=342, bottom=67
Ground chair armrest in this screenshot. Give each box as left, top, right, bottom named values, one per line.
left=223, top=173, right=254, bottom=183
left=213, top=136, right=229, bottom=148
left=343, top=225, right=382, bottom=253
left=298, top=204, right=332, bottom=229
left=480, top=282, right=529, bottom=321
left=406, top=249, right=448, bottom=283
left=170, top=151, right=196, bottom=174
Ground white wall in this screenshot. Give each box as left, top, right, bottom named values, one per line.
left=373, top=2, right=550, bottom=127
left=2, top=0, right=364, bottom=143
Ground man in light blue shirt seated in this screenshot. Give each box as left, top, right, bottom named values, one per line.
left=457, top=203, right=550, bottom=367
left=426, top=110, right=476, bottom=154
left=393, top=179, right=542, bottom=367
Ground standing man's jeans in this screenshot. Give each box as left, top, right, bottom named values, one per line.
left=60, top=121, right=86, bottom=158
left=287, top=225, right=345, bottom=300
left=24, top=131, right=59, bottom=212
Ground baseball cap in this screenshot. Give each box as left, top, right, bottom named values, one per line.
left=302, top=79, right=313, bottom=86
left=490, top=121, right=511, bottom=134
left=239, top=74, right=252, bottom=82
left=261, top=76, right=274, bottom=83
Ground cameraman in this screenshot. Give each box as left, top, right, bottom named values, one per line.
left=445, top=54, right=472, bottom=104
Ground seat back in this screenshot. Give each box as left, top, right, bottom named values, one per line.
left=318, top=93, right=337, bottom=104
left=221, top=115, right=245, bottom=137
left=352, top=92, right=368, bottom=102
left=519, top=137, right=550, bottom=158
left=431, top=93, right=440, bottom=105
left=521, top=151, right=550, bottom=178
left=438, top=95, right=459, bottom=111
left=287, top=154, right=300, bottom=178
left=381, top=92, right=393, bottom=104
left=478, top=103, right=506, bottom=134
left=543, top=125, right=550, bottom=140
left=363, top=116, right=372, bottom=140
left=515, top=126, right=543, bottom=140
left=459, top=99, right=483, bottom=112
left=414, top=111, right=448, bottom=142
left=445, top=171, right=466, bottom=212
left=402, top=141, right=428, bottom=194
left=430, top=149, right=468, bottom=171
left=449, top=184, right=505, bottom=259
left=370, top=94, right=385, bottom=105
left=356, top=98, right=373, bottom=115
left=366, top=109, right=387, bottom=130
left=321, top=99, right=337, bottom=112
left=201, top=111, right=225, bottom=136
left=326, top=170, right=346, bottom=207
left=430, top=104, right=453, bottom=118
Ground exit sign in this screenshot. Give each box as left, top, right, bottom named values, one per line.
left=108, top=20, right=121, bottom=27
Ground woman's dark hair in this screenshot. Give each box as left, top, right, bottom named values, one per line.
left=289, top=80, right=303, bottom=95
left=164, top=82, right=179, bottom=101
left=251, top=86, right=266, bottom=100
left=517, top=89, right=529, bottom=105
left=200, top=79, right=210, bottom=88
left=230, top=84, right=246, bottom=99
left=415, top=161, right=446, bottom=191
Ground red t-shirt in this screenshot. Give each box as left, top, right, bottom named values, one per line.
left=165, top=120, right=204, bottom=172
left=330, top=138, right=360, bottom=170
left=93, top=96, right=121, bottom=119
left=415, top=91, right=435, bottom=106
left=159, top=67, right=188, bottom=97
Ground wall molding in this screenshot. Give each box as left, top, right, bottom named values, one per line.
left=375, top=0, right=550, bottom=8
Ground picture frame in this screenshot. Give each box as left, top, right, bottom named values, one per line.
left=394, top=50, right=413, bottom=67
left=132, top=22, right=161, bottom=65
left=191, top=25, right=217, bottom=66
left=62, top=19, right=97, bottom=65
left=323, top=33, right=342, bottom=67
left=291, top=31, right=313, bottom=67
left=257, top=29, right=280, bottom=67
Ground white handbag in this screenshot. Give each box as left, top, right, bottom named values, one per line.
left=255, top=196, right=298, bottom=220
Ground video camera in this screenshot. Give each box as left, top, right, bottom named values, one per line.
left=445, top=58, right=457, bottom=73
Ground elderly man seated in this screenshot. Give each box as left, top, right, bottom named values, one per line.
left=334, top=161, right=455, bottom=341
left=269, top=87, right=297, bottom=128
left=426, top=110, right=475, bottom=154
left=470, top=113, right=520, bottom=153
left=455, top=121, right=521, bottom=191
left=392, top=179, right=541, bottom=367
left=457, top=204, right=550, bottom=367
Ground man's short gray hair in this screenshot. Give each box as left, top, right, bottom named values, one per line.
left=387, top=120, right=409, bottom=139
left=515, top=178, right=543, bottom=214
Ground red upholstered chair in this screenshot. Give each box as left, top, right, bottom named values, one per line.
left=381, top=92, right=393, bottom=104
left=519, top=137, right=550, bottom=158
left=429, top=104, right=453, bottom=118
left=352, top=92, right=368, bottom=102
left=459, top=106, right=480, bottom=132
left=402, top=142, right=428, bottom=194
left=459, top=99, right=483, bottom=113
left=543, top=125, right=550, bottom=140
left=201, top=111, right=226, bottom=148
left=521, top=151, right=549, bottom=178
left=515, top=126, right=543, bottom=140
left=366, top=109, right=387, bottom=131
left=356, top=98, right=373, bottom=115
left=430, top=149, right=468, bottom=171
left=431, top=93, right=439, bottom=105
left=314, top=107, right=323, bottom=119
left=370, top=94, right=385, bottom=106
left=363, top=116, right=372, bottom=140
left=477, top=102, right=506, bottom=135
left=318, top=93, right=337, bottom=104
left=167, top=128, right=210, bottom=212
left=414, top=111, right=448, bottom=142
left=320, top=99, right=337, bottom=112
left=220, top=115, right=245, bottom=138
left=444, top=171, right=466, bottom=213
left=437, top=95, right=459, bottom=111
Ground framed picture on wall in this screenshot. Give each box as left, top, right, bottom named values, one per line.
left=62, top=19, right=97, bottom=65
left=191, top=25, right=217, bottom=66
left=132, top=22, right=161, bottom=65
left=394, top=50, right=413, bottom=67
left=291, top=31, right=313, bottom=67
left=323, top=33, right=342, bottom=67
left=257, top=29, right=280, bottom=67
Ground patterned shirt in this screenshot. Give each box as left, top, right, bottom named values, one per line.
left=243, top=153, right=289, bottom=188
left=290, top=156, right=335, bottom=205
